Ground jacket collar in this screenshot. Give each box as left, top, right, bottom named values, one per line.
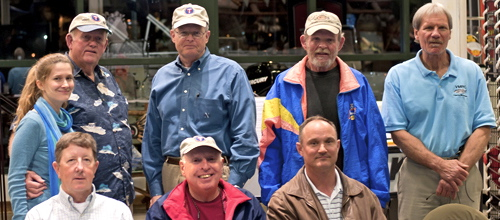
left=287, top=166, right=364, bottom=205
left=283, top=56, right=360, bottom=93
left=282, top=56, right=361, bottom=119
left=162, top=179, right=251, bottom=220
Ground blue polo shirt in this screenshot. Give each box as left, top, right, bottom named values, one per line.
left=382, top=49, right=496, bottom=157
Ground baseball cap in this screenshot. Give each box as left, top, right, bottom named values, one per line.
left=180, top=136, right=222, bottom=156
left=304, top=11, right=342, bottom=35
left=172, top=3, right=209, bottom=29
left=69, top=13, right=112, bottom=34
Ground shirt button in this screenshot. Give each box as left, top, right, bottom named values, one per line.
left=183, top=90, right=188, bottom=93
left=180, top=127, right=184, bottom=131
left=182, top=108, right=185, bottom=112
left=187, top=73, right=191, bottom=76
left=198, top=68, right=201, bottom=71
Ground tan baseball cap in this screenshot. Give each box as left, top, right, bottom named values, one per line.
left=172, top=3, right=209, bottom=29
left=69, top=13, right=112, bottom=34
left=180, top=136, right=221, bottom=156
left=304, top=11, right=342, bottom=35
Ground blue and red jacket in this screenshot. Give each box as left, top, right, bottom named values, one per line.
left=258, top=56, right=390, bottom=207
left=146, top=180, right=265, bottom=220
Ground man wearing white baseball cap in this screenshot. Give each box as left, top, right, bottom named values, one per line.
left=146, top=136, right=265, bottom=219
left=259, top=10, right=390, bottom=208
left=23, top=12, right=134, bottom=207
left=68, top=13, right=112, bottom=34
left=142, top=3, right=258, bottom=207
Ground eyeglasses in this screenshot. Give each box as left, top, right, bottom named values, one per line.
left=175, top=30, right=206, bottom=39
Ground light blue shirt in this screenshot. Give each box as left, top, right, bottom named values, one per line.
left=382, top=49, right=496, bottom=157
left=142, top=48, right=259, bottom=196
left=9, top=108, right=52, bottom=220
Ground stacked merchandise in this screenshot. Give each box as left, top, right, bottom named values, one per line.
left=485, top=0, right=500, bottom=218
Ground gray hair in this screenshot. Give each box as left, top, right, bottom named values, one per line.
left=412, top=3, right=452, bottom=30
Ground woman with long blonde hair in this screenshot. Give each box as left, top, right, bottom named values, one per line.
left=8, top=53, right=74, bottom=220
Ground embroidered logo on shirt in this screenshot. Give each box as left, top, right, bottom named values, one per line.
left=349, top=103, right=356, bottom=120
left=453, top=85, right=467, bottom=97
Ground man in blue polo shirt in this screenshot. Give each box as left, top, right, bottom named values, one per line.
left=382, top=3, right=496, bottom=220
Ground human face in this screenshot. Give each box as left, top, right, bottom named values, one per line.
left=36, top=62, right=74, bottom=111
left=414, top=13, right=451, bottom=57
left=296, top=120, right=340, bottom=172
left=171, top=24, right=210, bottom=66
left=300, top=30, right=344, bottom=72
left=53, top=144, right=99, bottom=201
left=66, top=29, right=108, bottom=68
left=180, top=147, right=223, bottom=197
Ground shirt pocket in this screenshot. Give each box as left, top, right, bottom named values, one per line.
left=193, top=98, right=225, bottom=131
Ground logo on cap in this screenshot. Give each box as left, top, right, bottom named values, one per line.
left=185, top=7, right=194, bottom=14
left=316, top=15, right=327, bottom=21
left=91, top=14, right=100, bottom=22
left=194, top=136, right=205, bottom=142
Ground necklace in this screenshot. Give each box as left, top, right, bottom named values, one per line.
left=188, top=188, right=226, bottom=220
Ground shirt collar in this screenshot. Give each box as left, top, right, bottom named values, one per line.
left=304, top=167, right=343, bottom=199
left=415, top=49, right=457, bottom=78
left=65, top=52, right=103, bottom=79
left=58, top=184, right=96, bottom=212
left=174, top=47, right=211, bottom=71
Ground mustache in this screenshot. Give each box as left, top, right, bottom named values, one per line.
left=314, top=49, right=330, bottom=54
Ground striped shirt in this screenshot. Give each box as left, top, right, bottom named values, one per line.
left=305, top=168, right=343, bottom=220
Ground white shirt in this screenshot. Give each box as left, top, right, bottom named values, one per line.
left=305, top=168, right=343, bottom=220
left=25, top=185, right=133, bottom=220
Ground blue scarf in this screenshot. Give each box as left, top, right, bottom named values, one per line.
left=33, top=98, right=73, bottom=196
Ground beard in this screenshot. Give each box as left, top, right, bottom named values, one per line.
left=309, top=55, right=335, bottom=70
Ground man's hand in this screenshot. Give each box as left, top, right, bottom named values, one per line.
left=436, top=159, right=468, bottom=191
left=436, top=179, right=458, bottom=199
left=149, top=195, right=162, bottom=208
left=25, top=171, right=47, bottom=199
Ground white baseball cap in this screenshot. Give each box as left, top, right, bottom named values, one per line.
left=304, top=11, right=342, bottom=35
left=180, top=136, right=221, bottom=156
left=69, top=13, right=112, bottom=34
left=172, top=3, right=209, bottom=29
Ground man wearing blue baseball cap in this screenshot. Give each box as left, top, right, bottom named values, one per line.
left=142, top=3, right=259, bottom=206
